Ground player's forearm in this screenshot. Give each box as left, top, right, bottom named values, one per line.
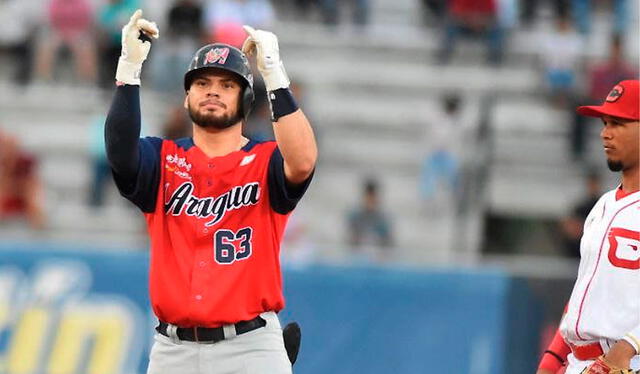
left=241, top=26, right=317, bottom=184
left=106, top=9, right=157, bottom=179
left=105, top=85, right=141, bottom=178
left=272, top=109, right=317, bottom=184
left=622, top=325, right=640, bottom=357
left=537, top=327, right=570, bottom=373
left=603, top=340, right=636, bottom=367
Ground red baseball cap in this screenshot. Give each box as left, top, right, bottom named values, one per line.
left=577, top=79, right=639, bottom=121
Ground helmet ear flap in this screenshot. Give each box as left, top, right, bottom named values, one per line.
left=242, top=86, right=255, bottom=119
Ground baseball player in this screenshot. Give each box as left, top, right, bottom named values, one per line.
left=536, top=79, right=640, bottom=374
left=104, top=10, right=316, bottom=374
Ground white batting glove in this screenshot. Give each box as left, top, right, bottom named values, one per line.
left=115, top=9, right=159, bottom=86
left=242, top=25, right=290, bottom=92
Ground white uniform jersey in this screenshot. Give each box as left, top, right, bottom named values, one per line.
left=560, top=188, right=640, bottom=348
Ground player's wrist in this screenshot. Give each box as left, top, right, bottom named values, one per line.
left=603, top=341, right=635, bottom=367
left=622, top=334, right=640, bottom=355
left=115, top=58, right=143, bottom=86
left=268, top=88, right=298, bottom=122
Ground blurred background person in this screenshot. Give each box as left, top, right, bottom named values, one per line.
left=0, top=0, right=40, bottom=85
left=347, top=178, right=393, bottom=261
left=519, top=0, right=569, bottom=27
left=34, top=0, right=96, bottom=84
left=420, top=94, right=465, bottom=214
left=317, top=0, right=370, bottom=28
left=419, top=0, right=447, bottom=26
left=571, top=0, right=629, bottom=35
left=569, top=34, right=639, bottom=163
left=587, top=35, right=638, bottom=102
left=537, top=12, right=583, bottom=109
left=97, top=0, right=140, bottom=89
left=557, top=171, right=601, bottom=259
left=437, top=0, right=505, bottom=65
left=0, top=130, right=45, bottom=229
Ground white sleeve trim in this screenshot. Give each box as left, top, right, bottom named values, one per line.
left=622, top=332, right=640, bottom=355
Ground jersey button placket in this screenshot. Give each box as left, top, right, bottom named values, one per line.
left=191, top=250, right=210, bottom=305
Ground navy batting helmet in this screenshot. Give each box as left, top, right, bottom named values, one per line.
left=184, top=43, right=255, bottom=118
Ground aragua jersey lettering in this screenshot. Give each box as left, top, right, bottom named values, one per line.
left=164, top=181, right=260, bottom=226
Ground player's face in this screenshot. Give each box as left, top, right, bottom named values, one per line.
left=185, top=70, right=243, bottom=130
left=600, top=115, right=639, bottom=172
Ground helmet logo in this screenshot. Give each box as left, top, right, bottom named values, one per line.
left=204, top=48, right=230, bottom=65
left=606, top=84, right=624, bottom=102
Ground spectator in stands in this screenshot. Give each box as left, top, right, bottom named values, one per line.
left=34, top=0, right=96, bottom=84
left=496, top=0, right=519, bottom=32
left=318, top=0, right=370, bottom=27
left=558, top=171, right=601, bottom=258
left=538, top=12, right=582, bottom=108
left=437, top=0, right=505, bottom=65
left=97, top=0, right=140, bottom=88
left=420, top=0, right=447, bottom=25
left=168, top=0, right=205, bottom=43
left=204, top=0, right=274, bottom=47
left=520, top=0, right=569, bottom=27
left=587, top=35, right=638, bottom=103
left=0, top=0, right=40, bottom=85
left=0, top=131, right=45, bottom=229
left=569, top=34, right=637, bottom=162
left=571, top=0, right=629, bottom=35
left=347, top=178, right=393, bottom=256
left=289, top=0, right=316, bottom=20
left=420, top=94, right=465, bottom=212
left=152, top=0, right=205, bottom=92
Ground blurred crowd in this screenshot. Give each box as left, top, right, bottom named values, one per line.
left=0, top=0, right=275, bottom=89
left=0, top=0, right=637, bottom=261
left=0, top=0, right=635, bottom=84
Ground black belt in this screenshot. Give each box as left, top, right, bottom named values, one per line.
left=156, top=316, right=266, bottom=343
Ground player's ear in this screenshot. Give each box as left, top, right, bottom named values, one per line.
left=183, top=94, right=189, bottom=110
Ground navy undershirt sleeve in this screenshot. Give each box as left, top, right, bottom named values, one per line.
left=267, top=147, right=314, bottom=214
left=105, top=85, right=162, bottom=213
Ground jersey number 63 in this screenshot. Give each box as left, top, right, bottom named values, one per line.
left=214, top=228, right=253, bottom=264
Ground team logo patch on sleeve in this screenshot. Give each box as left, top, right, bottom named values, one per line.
left=204, top=47, right=230, bottom=65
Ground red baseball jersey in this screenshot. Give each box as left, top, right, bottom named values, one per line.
left=114, top=137, right=312, bottom=327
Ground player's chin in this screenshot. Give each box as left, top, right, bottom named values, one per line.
left=606, top=158, right=624, bottom=172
